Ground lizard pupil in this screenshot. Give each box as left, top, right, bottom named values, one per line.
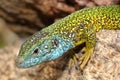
left=34, top=48, right=39, bottom=54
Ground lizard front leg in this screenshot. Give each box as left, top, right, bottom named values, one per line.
left=80, top=27, right=96, bottom=69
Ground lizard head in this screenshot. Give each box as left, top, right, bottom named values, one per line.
left=16, top=30, right=73, bottom=68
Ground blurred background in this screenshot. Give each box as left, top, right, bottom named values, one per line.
left=0, top=0, right=120, bottom=80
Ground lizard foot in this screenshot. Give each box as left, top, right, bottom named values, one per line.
left=80, top=47, right=94, bottom=69
left=68, top=50, right=79, bottom=69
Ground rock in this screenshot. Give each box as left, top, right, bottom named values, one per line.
left=0, top=19, right=19, bottom=48
left=0, top=30, right=120, bottom=80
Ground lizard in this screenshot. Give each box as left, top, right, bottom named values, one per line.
left=16, top=5, right=120, bottom=69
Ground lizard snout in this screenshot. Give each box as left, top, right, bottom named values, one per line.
left=15, top=56, right=24, bottom=68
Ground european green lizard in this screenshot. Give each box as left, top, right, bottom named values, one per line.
left=16, top=5, right=120, bottom=69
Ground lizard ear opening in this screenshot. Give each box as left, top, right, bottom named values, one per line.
left=52, top=38, right=59, bottom=47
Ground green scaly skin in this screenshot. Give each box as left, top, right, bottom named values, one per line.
left=16, top=5, right=120, bottom=69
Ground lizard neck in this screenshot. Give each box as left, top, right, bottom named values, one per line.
left=47, top=5, right=120, bottom=47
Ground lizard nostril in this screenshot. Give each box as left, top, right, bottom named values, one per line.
left=15, top=56, right=23, bottom=68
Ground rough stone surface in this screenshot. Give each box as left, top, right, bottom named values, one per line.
left=0, top=30, right=120, bottom=80
left=0, top=19, right=19, bottom=48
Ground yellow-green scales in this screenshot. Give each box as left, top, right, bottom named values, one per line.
left=16, top=5, right=120, bottom=69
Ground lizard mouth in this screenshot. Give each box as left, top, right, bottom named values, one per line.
left=16, top=56, right=40, bottom=68
left=15, top=57, right=24, bottom=68
left=15, top=56, right=31, bottom=68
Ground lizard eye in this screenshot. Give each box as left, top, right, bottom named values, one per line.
left=31, top=48, right=39, bottom=57
left=34, top=48, right=39, bottom=54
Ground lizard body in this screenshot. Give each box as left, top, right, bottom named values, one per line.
left=16, top=5, right=120, bottom=69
